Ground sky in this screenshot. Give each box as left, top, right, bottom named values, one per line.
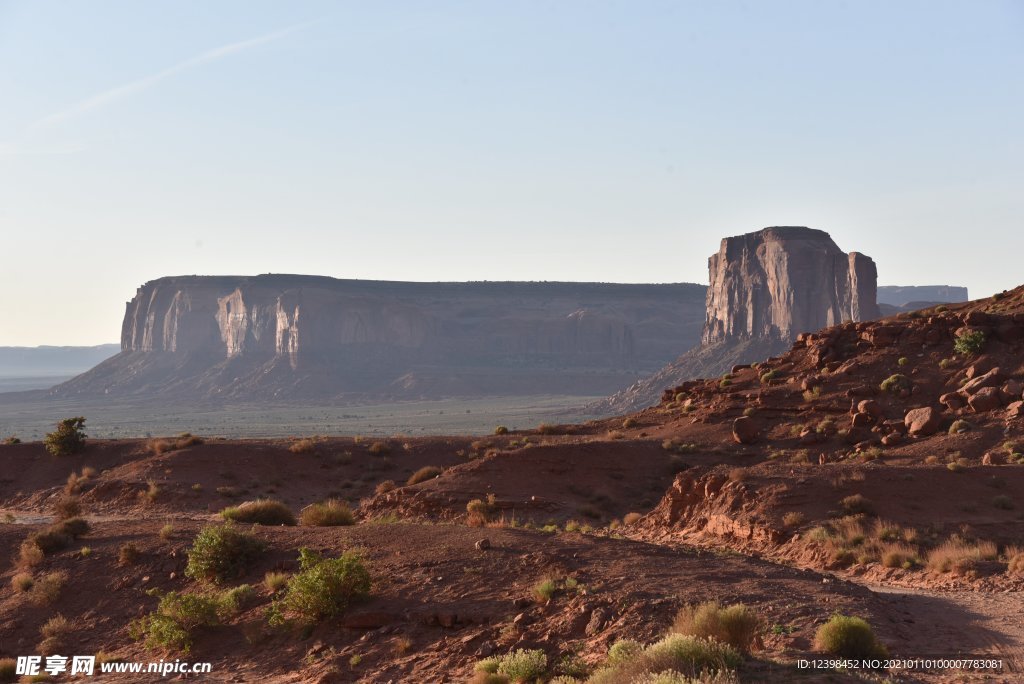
left=0, top=0, right=1022, bottom=346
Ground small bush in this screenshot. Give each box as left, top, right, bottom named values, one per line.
left=39, top=613, right=71, bottom=653
left=497, top=649, right=547, bottom=681
left=537, top=423, right=559, bottom=435
left=623, top=512, right=643, bottom=525
left=622, top=417, right=638, bottom=429
left=672, top=602, right=758, bottom=652
left=879, top=374, right=911, bottom=394
left=533, top=578, right=557, bottom=602
left=466, top=494, right=498, bottom=526
left=300, top=499, right=355, bottom=526
left=220, top=499, right=296, bottom=526
left=142, top=479, right=161, bottom=504
left=760, top=370, right=777, bottom=384
left=407, top=466, right=442, bottom=485
left=375, top=480, right=396, bottom=495
left=44, top=417, right=87, bottom=456
left=948, top=420, right=971, bottom=435
left=814, top=614, right=887, bottom=658
left=185, top=523, right=265, bottom=584
left=607, top=639, right=644, bottom=665
left=494, top=425, right=509, bottom=435
left=897, top=357, right=909, bottom=366
left=160, top=524, right=175, bottom=540
left=954, top=330, right=986, bottom=356
left=129, top=591, right=222, bottom=653
left=992, top=495, right=1014, bottom=510
left=277, top=548, right=371, bottom=623
left=119, top=543, right=142, bottom=565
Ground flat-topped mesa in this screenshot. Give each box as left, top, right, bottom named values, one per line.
left=701, top=227, right=879, bottom=346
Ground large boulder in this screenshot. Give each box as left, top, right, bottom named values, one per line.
left=904, top=407, right=942, bottom=437
left=968, top=387, right=1003, bottom=413
left=961, top=367, right=1004, bottom=395
left=732, top=417, right=759, bottom=444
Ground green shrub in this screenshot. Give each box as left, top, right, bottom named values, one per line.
left=638, top=634, right=741, bottom=675
left=948, top=420, right=971, bottom=435
left=814, top=614, right=887, bottom=658
left=494, top=425, right=509, bottom=435
left=954, top=330, right=986, bottom=356
left=129, top=591, right=221, bottom=653
left=185, top=523, right=265, bottom=584
left=497, top=649, right=548, bottom=681
left=879, top=374, right=911, bottom=394
left=760, top=370, right=777, bottom=384
left=220, top=499, right=296, bottom=526
left=671, top=602, right=759, bottom=652
left=300, top=499, right=355, bottom=526
left=407, top=466, right=442, bottom=485
left=264, top=571, right=289, bottom=592
left=897, top=357, right=909, bottom=367
left=44, top=417, right=87, bottom=456
left=607, top=639, right=644, bottom=665
left=277, top=548, right=371, bottom=623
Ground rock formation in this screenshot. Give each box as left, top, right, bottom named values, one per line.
left=52, top=276, right=707, bottom=401
left=702, top=227, right=879, bottom=345
left=599, top=227, right=880, bottom=412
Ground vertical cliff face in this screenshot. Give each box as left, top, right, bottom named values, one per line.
left=599, top=227, right=880, bottom=412
left=64, top=276, right=708, bottom=400
left=702, top=227, right=879, bottom=345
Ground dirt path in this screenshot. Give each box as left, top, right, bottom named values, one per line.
left=862, top=582, right=1024, bottom=681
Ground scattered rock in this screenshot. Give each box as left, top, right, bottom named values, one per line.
left=983, top=451, right=1005, bottom=466
left=474, top=538, right=491, bottom=551
left=585, top=608, right=608, bottom=636
left=857, top=400, right=883, bottom=419
left=881, top=433, right=901, bottom=446
left=732, top=417, right=758, bottom=444
left=1007, top=401, right=1024, bottom=419
left=961, top=367, right=1005, bottom=395
left=939, top=392, right=966, bottom=411
left=851, top=412, right=873, bottom=428
left=904, top=407, right=941, bottom=436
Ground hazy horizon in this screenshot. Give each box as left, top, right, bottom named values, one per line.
left=2, top=0, right=1022, bottom=346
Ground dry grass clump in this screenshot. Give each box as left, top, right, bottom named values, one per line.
left=671, top=602, right=758, bottom=652
left=375, top=480, right=396, bottom=495
left=300, top=499, right=355, bottom=526
left=840, top=494, right=874, bottom=515
left=148, top=433, right=204, bottom=454
left=814, top=614, right=887, bottom=658
left=20, top=518, right=90, bottom=566
left=64, top=466, right=97, bottom=495
left=29, top=571, right=68, bottom=605
left=39, top=613, right=71, bottom=654
left=466, top=494, right=498, bottom=527
left=264, top=571, right=290, bottom=592
left=368, top=441, right=390, bottom=456
left=141, top=479, right=161, bottom=504
left=12, top=572, right=34, bottom=592
left=221, top=499, right=296, bottom=526
left=623, top=512, right=643, bottom=525
left=782, top=511, right=805, bottom=528
left=926, top=537, right=998, bottom=574
left=289, top=438, right=317, bottom=454
left=53, top=496, right=81, bottom=520
left=407, top=466, right=442, bottom=485
left=0, top=658, right=16, bottom=683
left=160, top=524, right=175, bottom=540
left=537, top=423, right=561, bottom=435
left=586, top=634, right=741, bottom=683
left=727, top=468, right=747, bottom=483
left=1006, top=547, right=1024, bottom=576
left=880, top=544, right=918, bottom=569
left=118, top=543, right=142, bottom=565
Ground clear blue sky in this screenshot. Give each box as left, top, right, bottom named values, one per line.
left=1, top=0, right=1021, bottom=345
